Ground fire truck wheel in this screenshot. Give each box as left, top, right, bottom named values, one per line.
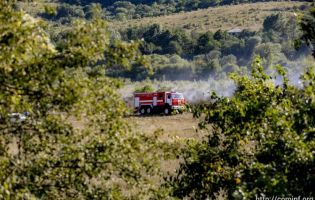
left=164, top=107, right=171, bottom=115
left=140, top=107, right=146, bottom=115
left=146, top=107, right=152, bottom=114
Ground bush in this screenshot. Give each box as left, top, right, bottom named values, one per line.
left=166, top=57, right=315, bottom=199
left=115, top=12, right=126, bottom=21
left=134, top=85, right=155, bottom=93
left=0, top=2, right=176, bottom=199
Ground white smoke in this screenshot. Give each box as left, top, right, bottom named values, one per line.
left=119, top=78, right=236, bottom=106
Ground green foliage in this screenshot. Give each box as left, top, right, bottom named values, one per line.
left=85, top=3, right=105, bottom=20
left=134, top=85, right=155, bottom=93
left=0, top=1, right=177, bottom=199
left=262, top=13, right=300, bottom=44
left=197, top=31, right=220, bottom=54
left=38, top=4, right=309, bottom=83
left=196, top=60, right=221, bottom=79
left=156, top=86, right=173, bottom=92
left=42, top=3, right=57, bottom=16
left=296, top=7, right=315, bottom=58
left=253, top=42, right=284, bottom=68
left=115, top=12, right=127, bottom=21
left=244, top=36, right=261, bottom=57
left=263, top=13, right=284, bottom=32
left=56, top=3, right=85, bottom=18
left=117, top=20, right=305, bottom=81
left=165, top=57, right=315, bottom=198
left=167, top=41, right=183, bottom=55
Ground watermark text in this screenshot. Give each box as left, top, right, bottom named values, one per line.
left=256, top=196, right=313, bottom=200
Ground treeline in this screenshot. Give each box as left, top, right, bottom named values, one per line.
left=42, top=7, right=312, bottom=83
left=106, top=12, right=311, bottom=81
left=37, top=2, right=313, bottom=83
left=39, top=0, right=311, bottom=21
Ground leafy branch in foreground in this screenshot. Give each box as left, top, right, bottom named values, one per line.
left=165, top=56, right=315, bottom=199
left=0, top=1, right=176, bottom=199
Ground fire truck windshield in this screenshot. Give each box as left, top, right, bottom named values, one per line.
left=172, top=94, right=184, bottom=99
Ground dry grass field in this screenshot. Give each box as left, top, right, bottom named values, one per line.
left=68, top=112, right=205, bottom=140
left=125, top=113, right=210, bottom=194
left=67, top=112, right=211, bottom=198
left=8, top=113, right=205, bottom=196
left=125, top=113, right=205, bottom=140
left=114, top=1, right=311, bottom=32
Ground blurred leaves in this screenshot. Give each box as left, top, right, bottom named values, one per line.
left=42, top=3, right=57, bottom=16
left=165, top=56, right=315, bottom=199
left=0, top=1, right=176, bottom=199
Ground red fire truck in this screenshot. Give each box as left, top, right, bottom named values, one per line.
left=134, top=91, right=185, bottom=115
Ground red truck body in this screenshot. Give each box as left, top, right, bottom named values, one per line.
left=134, top=91, right=185, bottom=115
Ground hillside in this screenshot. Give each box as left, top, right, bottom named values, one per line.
left=18, top=1, right=311, bottom=34
left=16, top=0, right=313, bottom=84
left=114, top=1, right=311, bottom=32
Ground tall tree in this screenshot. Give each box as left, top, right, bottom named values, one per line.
left=0, top=1, right=175, bottom=199
left=296, top=7, right=315, bottom=58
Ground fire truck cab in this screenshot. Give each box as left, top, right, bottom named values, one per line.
left=134, top=91, right=185, bottom=115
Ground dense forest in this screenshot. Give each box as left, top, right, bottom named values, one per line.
left=37, top=2, right=312, bottom=86
left=112, top=13, right=310, bottom=82
left=14, top=0, right=313, bottom=88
